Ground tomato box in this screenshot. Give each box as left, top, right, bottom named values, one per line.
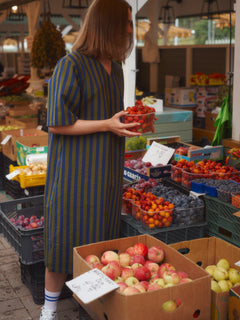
left=170, top=237, right=240, bottom=320
left=73, top=234, right=211, bottom=320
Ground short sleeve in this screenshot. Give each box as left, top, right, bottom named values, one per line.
left=47, top=56, right=81, bottom=127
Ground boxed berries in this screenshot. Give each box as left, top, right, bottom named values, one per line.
left=123, top=100, right=156, bottom=133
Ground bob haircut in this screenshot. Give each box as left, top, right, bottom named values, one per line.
left=72, top=0, right=133, bottom=62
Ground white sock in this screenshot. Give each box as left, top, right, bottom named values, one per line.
left=43, top=289, right=61, bottom=312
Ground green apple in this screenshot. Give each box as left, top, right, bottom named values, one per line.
left=161, top=300, right=178, bottom=312
left=213, top=266, right=228, bottom=281
left=211, top=279, right=222, bottom=293
left=228, top=268, right=240, bottom=285
left=218, top=280, right=230, bottom=292
left=205, top=265, right=217, bottom=277
left=216, top=258, right=230, bottom=271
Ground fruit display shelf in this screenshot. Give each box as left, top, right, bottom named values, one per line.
left=120, top=214, right=207, bottom=244
left=0, top=195, right=44, bottom=264
left=204, top=195, right=240, bottom=247
left=20, top=261, right=72, bottom=305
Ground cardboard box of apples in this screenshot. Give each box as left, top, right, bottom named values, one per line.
left=73, top=234, right=211, bottom=320
left=170, top=237, right=240, bottom=320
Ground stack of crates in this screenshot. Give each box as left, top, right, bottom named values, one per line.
left=0, top=195, right=72, bottom=304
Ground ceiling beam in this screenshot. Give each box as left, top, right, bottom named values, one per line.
left=0, top=0, right=36, bottom=11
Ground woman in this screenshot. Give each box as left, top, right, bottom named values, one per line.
left=40, top=0, right=140, bottom=319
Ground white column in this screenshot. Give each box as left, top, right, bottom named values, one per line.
left=24, top=1, right=41, bottom=86
left=123, top=0, right=148, bottom=108
left=232, top=0, right=240, bottom=141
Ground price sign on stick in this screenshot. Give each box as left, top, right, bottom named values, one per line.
left=66, top=268, right=119, bottom=304
left=142, top=141, right=175, bottom=166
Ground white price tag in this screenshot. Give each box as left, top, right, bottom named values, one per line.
left=235, top=260, right=240, bottom=267
left=66, top=268, right=119, bottom=304
left=37, top=125, right=43, bottom=130
left=142, top=141, right=175, bottom=166
left=6, top=170, right=21, bottom=180
left=1, top=135, right=12, bottom=145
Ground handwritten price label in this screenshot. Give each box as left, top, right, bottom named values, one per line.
left=66, top=268, right=119, bottom=304
left=142, top=141, right=175, bottom=166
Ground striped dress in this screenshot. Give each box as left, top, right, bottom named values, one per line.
left=44, top=51, right=125, bottom=274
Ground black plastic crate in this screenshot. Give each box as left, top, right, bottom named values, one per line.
left=0, top=195, right=44, bottom=264
left=120, top=215, right=207, bottom=243
left=204, top=195, right=240, bottom=247
left=20, top=261, right=72, bottom=305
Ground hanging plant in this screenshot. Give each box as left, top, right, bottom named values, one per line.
left=31, top=20, right=66, bottom=76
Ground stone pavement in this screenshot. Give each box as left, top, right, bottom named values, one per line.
left=0, top=234, right=80, bottom=320
left=0, top=191, right=84, bottom=320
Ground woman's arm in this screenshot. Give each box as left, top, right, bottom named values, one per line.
left=48, top=110, right=142, bottom=138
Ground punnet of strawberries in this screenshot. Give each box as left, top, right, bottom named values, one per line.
left=123, top=100, right=157, bottom=133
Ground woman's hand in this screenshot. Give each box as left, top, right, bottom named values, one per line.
left=108, top=110, right=142, bottom=137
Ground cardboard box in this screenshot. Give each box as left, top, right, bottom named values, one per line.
left=8, top=106, right=38, bottom=117
left=165, top=87, right=196, bottom=107
left=1, top=128, right=48, bottom=162
left=16, top=135, right=48, bottom=165
left=170, top=237, right=240, bottom=320
left=229, top=285, right=240, bottom=320
left=205, top=111, right=218, bottom=131
left=5, top=116, right=38, bottom=129
left=73, top=234, right=211, bottom=320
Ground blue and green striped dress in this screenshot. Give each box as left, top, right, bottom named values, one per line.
left=44, top=51, right=125, bottom=274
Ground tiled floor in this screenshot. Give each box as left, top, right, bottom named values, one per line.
left=0, top=191, right=80, bottom=320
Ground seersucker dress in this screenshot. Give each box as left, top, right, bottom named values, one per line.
left=44, top=51, right=125, bottom=274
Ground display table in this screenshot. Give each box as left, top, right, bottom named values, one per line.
left=143, top=107, right=193, bottom=142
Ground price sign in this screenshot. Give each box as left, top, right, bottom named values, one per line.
left=6, top=170, right=20, bottom=180
left=142, top=141, right=175, bottom=166
left=65, top=268, right=119, bottom=304
left=1, top=135, right=12, bottom=145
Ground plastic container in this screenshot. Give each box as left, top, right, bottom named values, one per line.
left=20, top=261, right=72, bottom=305
left=121, top=197, right=133, bottom=215
left=0, top=195, right=44, bottom=264
left=171, top=165, right=183, bottom=184
left=132, top=202, right=173, bottom=229
left=9, top=164, right=46, bottom=188
left=172, top=205, right=205, bottom=226
left=182, top=170, right=213, bottom=188
left=123, top=112, right=155, bottom=133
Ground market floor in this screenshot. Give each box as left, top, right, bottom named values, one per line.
left=0, top=191, right=80, bottom=320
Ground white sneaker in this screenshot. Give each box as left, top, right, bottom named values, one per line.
left=39, top=306, right=57, bottom=320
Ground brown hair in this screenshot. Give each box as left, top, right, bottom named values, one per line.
left=72, top=0, right=133, bottom=62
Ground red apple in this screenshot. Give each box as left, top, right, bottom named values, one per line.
left=147, top=282, right=162, bottom=292
left=121, top=267, right=134, bottom=281
left=144, top=260, right=159, bottom=275
left=177, top=270, right=188, bottom=280
left=123, top=286, right=140, bottom=295
left=147, top=246, right=164, bottom=264
left=158, top=263, right=176, bottom=278
left=125, top=276, right=139, bottom=287
left=119, top=253, right=131, bottom=267
left=133, top=283, right=146, bottom=293
left=92, top=262, right=103, bottom=270
left=134, top=266, right=151, bottom=281
left=125, top=246, right=135, bottom=256
left=161, top=300, right=178, bottom=312
left=133, top=242, right=148, bottom=257
left=179, top=278, right=192, bottom=284
left=139, top=280, right=149, bottom=291
left=101, top=261, right=121, bottom=280
left=101, top=250, right=119, bottom=265
left=129, top=254, right=145, bottom=266
left=85, top=254, right=100, bottom=266
left=116, top=281, right=128, bottom=293
left=162, top=270, right=180, bottom=285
